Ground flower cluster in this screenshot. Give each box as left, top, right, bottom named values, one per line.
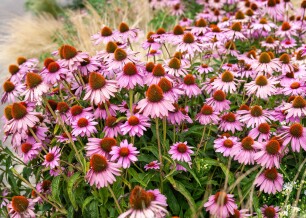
left=1, top=0, right=306, bottom=217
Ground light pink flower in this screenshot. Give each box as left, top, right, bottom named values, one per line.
left=254, top=139, right=282, bottom=169
left=279, top=123, right=306, bottom=152
left=120, top=114, right=150, bottom=137
left=144, top=160, right=160, bottom=171
left=214, top=135, right=239, bottom=157
left=255, top=168, right=283, bottom=194
left=42, top=146, right=61, bottom=169
left=7, top=196, right=36, bottom=218
left=169, top=141, right=193, bottom=162
left=85, top=137, right=117, bottom=158
left=71, top=116, right=98, bottom=137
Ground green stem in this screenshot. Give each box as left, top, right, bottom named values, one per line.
left=155, top=118, right=163, bottom=192
left=129, top=89, right=134, bottom=115
left=108, top=186, right=123, bottom=214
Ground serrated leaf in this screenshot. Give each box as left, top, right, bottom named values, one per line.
left=178, top=161, right=201, bottom=187
left=51, top=176, right=61, bottom=204
left=67, top=172, right=81, bottom=210
left=167, top=176, right=196, bottom=216
left=164, top=184, right=180, bottom=215
left=82, top=196, right=95, bottom=214
left=128, top=168, right=146, bottom=187
left=141, top=146, right=159, bottom=159
left=89, top=200, right=99, bottom=218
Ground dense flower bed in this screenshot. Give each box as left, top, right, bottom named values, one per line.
left=1, top=0, right=306, bottom=217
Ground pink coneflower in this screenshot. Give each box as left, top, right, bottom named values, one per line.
left=260, top=36, right=280, bottom=49
left=8, top=64, right=26, bottom=83
left=142, top=31, right=161, bottom=50
left=170, top=2, right=185, bottom=16
left=191, top=18, right=209, bottom=35
left=137, top=84, right=175, bottom=118
left=116, top=62, right=144, bottom=89
left=179, top=74, right=201, bottom=98
left=249, top=123, right=272, bottom=142
left=78, top=57, right=101, bottom=76
left=231, top=136, right=261, bottom=165
left=110, top=139, right=139, bottom=169
left=147, top=49, right=162, bottom=58
left=261, top=205, right=280, bottom=218
left=281, top=96, right=306, bottom=120
left=169, top=141, right=193, bottom=162
left=220, top=113, right=243, bottom=133
left=276, top=21, right=298, bottom=38
left=164, top=57, right=187, bottom=77
left=206, top=90, right=231, bottom=112
left=165, top=25, right=185, bottom=45
left=158, top=77, right=184, bottom=101
left=117, top=22, right=139, bottom=42
left=279, top=123, right=306, bottom=152
left=147, top=189, right=167, bottom=207
left=118, top=186, right=168, bottom=218
left=86, top=137, right=117, bottom=157
left=251, top=52, right=279, bottom=73
left=282, top=80, right=306, bottom=96
left=0, top=189, right=9, bottom=209
left=42, top=146, right=61, bottom=169
left=281, top=38, right=297, bottom=49
left=55, top=101, right=70, bottom=123
left=245, top=75, right=278, bottom=99
left=57, top=44, right=88, bottom=70
left=214, top=135, right=239, bottom=157
left=4, top=103, right=39, bottom=134
left=204, top=191, right=238, bottom=218
left=195, top=104, right=220, bottom=125
left=41, top=61, right=68, bottom=85
left=22, top=72, right=49, bottom=104
left=68, top=105, right=92, bottom=123
left=83, top=72, right=118, bottom=105
left=278, top=53, right=294, bottom=74
left=237, top=105, right=274, bottom=128
left=7, top=196, right=36, bottom=218
left=144, top=160, right=160, bottom=171
left=105, top=47, right=138, bottom=71
left=36, top=180, right=52, bottom=196
left=72, top=116, right=98, bottom=137
left=254, top=139, right=282, bottom=169
left=196, top=64, right=214, bottom=75
left=94, top=101, right=118, bottom=119
left=228, top=209, right=250, bottom=218
left=1, top=80, right=25, bottom=104
left=17, top=56, right=38, bottom=68
left=254, top=168, right=283, bottom=194
left=56, top=132, right=77, bottom=143
left=176, top=33, right=202, bottom=57
left=252, top=18, right=277, bottom=32
left=212, top=70, right=237, bottom=93
left=225, top=22, right=246, bottom=41
left=85, top=154, right=121, bottom=189
left=144, top=64, right=172, bottom=86
left=19, top=141, right=41, bottom=164
left=103, top=116, right=122, bottom=137
left=179, top=17, right=193, bottom=27
left=120, top=114, right=150, bottom=137
left=91, top=26, right=118, bottom=45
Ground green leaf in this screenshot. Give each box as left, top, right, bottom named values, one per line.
left=51, top=176, right=61, bottom=204
left=141, top=146, right=159, bottom=159
left=164, top=184, right=180, bottom=215
left=89, top=200, right=99, bottom=218
left=82, top=196, right=95, bottom=214
left=128, top=168, right=146, bottom=187
left=167, top=176, right=196, bottom=216
left=177, top=161, right=201, bottom=187
left=67, top=172, right=81, bottom=210
left=54, top=124, right=60, bottom=134
left=219, top=163, right=234, bottom=185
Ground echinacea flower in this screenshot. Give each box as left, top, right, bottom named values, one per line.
left=120, top=114, right=150, bottom=137
left=245, top=75, right=278, bottom=99
left=110, top=139, right=139, bottom=169
left=250, top=52, right=279, bottom=73
left=86, top=137, right=117, bottom=157
left=42, top=146, right=61, bottom=169
left=279, top=123, right=306, bottom=152
left=78, top=57, right=101, bottom=76
left=195, top=64, right=214, bottom=75
left=248, top=123, right=272, bottom=142
left=237, top=105, right=275, bottom=128
left=144, top=64, right=172, bottom=86
left=260, top=36, right=280, bottom=49
left=195, top=104, right=220, bottom=125
left=158, top=78, right=184, bottom=101
left=176, top=32, right=202, bottom=57
left=103, top=116, right=122, bottom=137
left=254, top=139, right=282, bottom=169
left=206, top=90, right=231, bottom=112
left=71, top=116, right=98, bottom=137
left=85, top=154, right=121, bottom=189
left=281, top=96, right=306, bottom=120
left=36, top=180, right=52, bottom=196
left=276, top=21, right=298, bottom=38
left=220, top=112, right=243, bottom=133
left=57, top=44, right=88, bottom=70
left=228, top=209, right=250, bottom=218
left=169, top=141, right=193, bottom=162
left=94, top=101, right=118, bottom=119
left=254, top=168, right=283, bottom=194
left=278, top=53, right=294, bottom=74
left=231, top=136, right=261, bottom=165
left=116, top=62, right=144, bottom=89
left=167, top=104, right=192, bottom=125
left=7, top=196, right=36, bottom=218
left=68, top=105, right=93, bottom=123
left=164, top=57, right=187, bottom=77
left=214, top=135, right=239, bottom=157
left=105, top=48, right=139, bottom=71
left=252, top=17, right=277, bottom=32
left=179, top=74, right=201, bottom=98
left=137, top=84, right=175, bottom=118
left=92, top=26, right=118, bottom=45
left=83, top=72, right=118, bottom=105
left=19, top=141, right=41, bottom=164
left=212, top=70, right=237, bottom=93
left=282, top=80, right=306, bottom=96
left=0, top=189, right=9, bottom=209
left=117, top=22, right=139, bottom=42
left=204, top=191, right=238, bottom=218
left=1, top=80, right=25, bottom=104
left=4, top=103, right=39, bottom=134
left=22, top=72, right=49, bottom=104
left=41, top=61, right=68, bottom=85
left=144, top=160, right=160, bottom=171
left=261, top=205, right=280, bottom=218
